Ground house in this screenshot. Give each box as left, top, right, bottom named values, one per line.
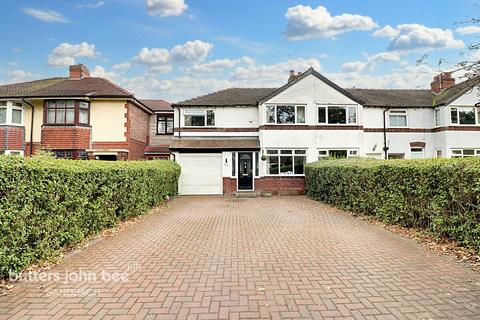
left=0, top=64, right=172, bottom=160
left=171, top=68, right=480, bottom=196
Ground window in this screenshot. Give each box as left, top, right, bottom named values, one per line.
left=0, top=107, right=5, bottom=124
left=317, top=106, right=357, bottom=124
left=436, top=149, right=443, bottom=158
left=410, top=148, right=424, bottom=159
left=45, top=100, right=89, bottom=125
left=11, top=109, right=22, bottom=124
left=389, top=110, right=407, bottom=127
left=52, top=149, right=87, bottom=160
left=318, top=149, right=359, bottom=160
left=435, top=109, right=441, bottom=127
left=450, top=107, right=476, bottom=125
left=266, top=149, right=306, bottom=175
left=451, top=149, right=480, bottom=158
left=157, top=114, right=174, bottom=135
left=266, top=105, right=305, bottom=124
left=183, top=109, right=215, bottom=127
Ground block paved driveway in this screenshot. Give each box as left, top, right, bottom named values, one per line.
left=1, top=196, right=480, bottom=320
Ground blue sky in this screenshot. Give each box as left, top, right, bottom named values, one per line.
left=1, top=0, right=479, bottom=101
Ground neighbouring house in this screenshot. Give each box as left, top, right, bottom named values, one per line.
left=0, top=64, right=172, bottom=160
left=142, top=99, right=174, bottom=160
left=171, top=68, right=480, bottom=196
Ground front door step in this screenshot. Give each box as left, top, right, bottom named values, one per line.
left=234, top=192, right=257, bottom=198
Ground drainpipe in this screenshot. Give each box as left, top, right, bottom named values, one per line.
left=21, top=98, right=35, bottom=157
left=383, top=108, right=390, bottom=159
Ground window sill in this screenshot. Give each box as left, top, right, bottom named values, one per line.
left=42, top=123, right=91, bottom=127
left=156, top=133, right=174, bottom=136
left=0, top=123, right=24, bottom=126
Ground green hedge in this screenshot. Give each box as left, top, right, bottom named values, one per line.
left=305, top=158, right=480, bottom=252
left=0, top=157, right=180, bottom=277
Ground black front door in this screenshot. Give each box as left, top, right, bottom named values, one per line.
left=237, top=152, right=253, bottom=190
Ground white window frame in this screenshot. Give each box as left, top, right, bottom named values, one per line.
left=317, top=105, right=358, bottom=125
left=183, top=109, right=215, bottom=127
left=451, top=148, right=480, bottom=158
left=265, top=104, right=306, bottom=124
left=434, top=108, right=441, bottom=127
left=3, top=150, right=24, bottom=156
left=450, top=106, right=478, bottom=126
left=318, top=148, right=359, bottom=160
left=266, top=149, right=307, bottom=176
left=410, top=147, right=424, bottom=159
left=435, top=149, right=443, bottom=158
left=0, top=100, right=23, bottom=126
left=388, top=109, right=407, bottom=128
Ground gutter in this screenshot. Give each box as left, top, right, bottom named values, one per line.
left=21, top=98, right=35, bottom=157
left=383, top=108, right=390, bottom=159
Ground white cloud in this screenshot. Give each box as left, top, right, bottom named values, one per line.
left=132, top=40, right=213, bottom=72
left=381, top=24, right=464, bottom=52
left=214, top=36, right=271, bottom=54
left=456, top=26, right=480, bottom=35
left=112, top=62, right=132, bottom=71
left=8, top=70, right=36, bottom=82
left=373, top=25, right=398, bottom=38
left=146, top=0, right=187, bottom=17
left=341, top=61, right=368, bottom=73
left=75, top=1, right=105, bottom=9
left=22, top=8, right=70, bottom=23
left=284, top=5, right=378, bottom=40
left=47, top=42, right=98, bottom=67
left=90, top=66, right=119, bottom=80
left=134, top=48, right=170, bottom=66
left=170, top=40, right=213, bottom=63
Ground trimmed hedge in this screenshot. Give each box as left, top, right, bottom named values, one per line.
left=0, top=157, right=180, bottom=277
left=305, top=158, right=480, bottom=252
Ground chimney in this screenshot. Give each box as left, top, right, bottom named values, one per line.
left=288, top=70, right=295, bottom=82
left=69, top=64, right=90, bottom=79
left=431, top=72, right=455, bottom=94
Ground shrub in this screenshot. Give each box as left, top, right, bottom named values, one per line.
left=0, top=156, right=180, bottom=277
left=305, top=158, right=480, bottom=252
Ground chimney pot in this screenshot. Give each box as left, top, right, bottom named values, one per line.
left=69, top=64, right=90, bottom=79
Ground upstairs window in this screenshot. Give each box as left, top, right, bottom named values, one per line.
left=157, top=114, right=174, bottom=135
left=318, top=106, right=357, bottom=124
left=0, top=105, right=6, bottom=124
left=266, top=105, right=305, bottom=124
left=434, top=108, right=441, bottom=127
left=450, top=107, right=476, bottom=125
left=389, top=110, right=407, bottom=127
left=184, top=109, right=215, bottom=127
left=45, top=100, right=90, bottom=125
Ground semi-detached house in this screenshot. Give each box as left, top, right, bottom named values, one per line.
left=172, top=68, right=480, bottom=196
left=0, top=64, right=173, bottom=160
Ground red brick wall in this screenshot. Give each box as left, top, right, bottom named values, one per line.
left=41, top=126, right=91, bottom=150
left=126, top=103, right=150, bottom=160
left=223, top=176, right=305, bottom=195
left=0, top=126, right=25, bottom=151
left=25, top=142, right=42, bottom=156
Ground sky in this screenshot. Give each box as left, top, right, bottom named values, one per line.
left=0, top=0, right=479, bottom=102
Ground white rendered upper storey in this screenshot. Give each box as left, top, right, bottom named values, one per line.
left=171, top=68, right=480, bottom=161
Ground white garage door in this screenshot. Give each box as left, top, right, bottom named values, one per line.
left=177, top=153, right=223, bottom=195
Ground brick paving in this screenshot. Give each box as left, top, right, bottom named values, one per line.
left=1, top=196, right=479, bottom=319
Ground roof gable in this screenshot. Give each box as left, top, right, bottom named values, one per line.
left=258, top=68, right=363, bottom=105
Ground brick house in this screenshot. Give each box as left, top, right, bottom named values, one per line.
left=0, top=64, right=172, bottom=160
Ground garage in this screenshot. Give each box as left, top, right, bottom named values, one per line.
left=176, top=153, right=223, bottom=195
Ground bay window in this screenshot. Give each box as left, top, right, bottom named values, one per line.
left=317, top=106, right=357, bottom=124
left=45, top=100, right=89, bottom=125
left=266, top=105, right=305, bottom=124
left=267, top=149, right=306, bottom=175
left=450, top=107, right=477, bottom=125
left=184, top=109, right=215, bottom=126
left=451, top=149, right=480, bottom=158
left=389, top=110, right=407, bottom=127
left=157, top=114, right=174, bottom=135
left=0, top=101, right=23, bottom=125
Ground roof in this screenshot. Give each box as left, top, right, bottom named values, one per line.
left=346, top=89, right=433, bottom=107
left=0, top=77, right=133, bottom=98
left=170, top=138, right=260, bottom=150
left=174, top=88, right=277, bottom=106
left=172, top=68, right=479, bottom=109
left=433, top=76, right=480, bottom=106
left=141, top=99, right=172, bottom=112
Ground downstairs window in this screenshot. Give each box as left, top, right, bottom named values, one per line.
left=266, top=149, right=306, bottom=175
